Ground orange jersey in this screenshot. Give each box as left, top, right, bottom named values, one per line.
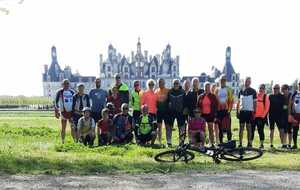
left=141, top=90, right=158, bottom=114
left=255, top=92, right=270, bottom=118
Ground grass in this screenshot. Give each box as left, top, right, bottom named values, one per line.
left=0, top=96, right=52, bottom=106
left=0, top=111, right=300, bottom=175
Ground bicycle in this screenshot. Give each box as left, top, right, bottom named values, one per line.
left=154, top=140, right=263, bottom=164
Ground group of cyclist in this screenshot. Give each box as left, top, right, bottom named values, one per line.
left=54, top=74, right=300, bottom=150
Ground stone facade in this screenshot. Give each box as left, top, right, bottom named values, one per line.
left=42, top=46, right=96, bottom=98
left=182, top=47, right=241, bottom=96
left=99, top=38, right=180, bottom=90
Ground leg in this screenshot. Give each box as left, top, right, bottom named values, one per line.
left=246, top=123, right=252, bottom=147
left=69, top=119, right=77, bottom=142
left=157, top=123, right=162, bottom=145
left=214, top=122, right=220, bottom=145
left=257, top=118, right=265, bottom=147
left=227, top=116, right=232, bottom=141
left=218, top=122, right=224, bottom=144
left=293, top=125, right=299, bottom=148
left=250, top=120, right=256, bottom=145
left=239, top=123, right=245, bottom=146
left=207, top=122, right=214, bottom=146
left=60, top=119, right=67, bottom=144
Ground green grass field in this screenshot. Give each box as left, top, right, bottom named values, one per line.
left=0, top=111, right=299, bottom=175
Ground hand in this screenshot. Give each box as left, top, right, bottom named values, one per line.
left=236, top=111, right=240, bottom=119
left=55, top=110, right=60, bottom=119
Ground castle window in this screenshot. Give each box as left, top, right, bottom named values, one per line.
left=232, top=75, right=235, bottom=81
left=107, top=66, right=111, bottom=72
left=173, top=66, right=176, bottom=71
left=151, top=67, right=156, bottom=73
left=151, top=75, right=155, bottom=79
left=125, top=74, right=129, bottom=79
left=124, top=67, right=129, bottom=72
left=232, top=82, right=235, bottom=87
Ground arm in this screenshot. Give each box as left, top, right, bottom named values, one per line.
left=264, top=95, right=270, bottom=118
left=86, top=94, right=90, bottom=108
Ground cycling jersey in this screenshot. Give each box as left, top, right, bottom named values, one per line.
left=238, top=87, right=257, bottom=112
left=55, top=88, right=75, bottom=112
left=141, top=90, right=157, bottom=114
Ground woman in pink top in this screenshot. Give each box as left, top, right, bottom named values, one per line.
left=250, top=84, right=270, bottom=149
left=141, top=79, right=158, bottom=118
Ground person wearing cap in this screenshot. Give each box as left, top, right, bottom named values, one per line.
left=77, top=107, right=96, bottom=147
left=112, top=103, right=134, bottom=144
left=289, top=82, right=300, bottom=149
left=89, top=78, right=108, bottom=123
left=215, top=75, right=234, bottom=144
left=167, top=79, right=186, bottom=145
left=198, top=82, right=218, bottom=147
left=112, top=74, right=129, bottom=105
left=72, top=83, right=90, bottom=139
left=250, top=84, right=270, bottom=149
left=130, top=80, right=143, bottom=141
left=237, top=77, right=257, bottom=148
left=135, top=105, right=158, bottom=145
left=54, top=79, right=75, bottom=144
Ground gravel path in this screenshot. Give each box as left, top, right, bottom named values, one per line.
left=1, top=170, right=300, bottom=190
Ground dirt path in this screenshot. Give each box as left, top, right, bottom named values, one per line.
left=1, top=170, right=300, bottom=190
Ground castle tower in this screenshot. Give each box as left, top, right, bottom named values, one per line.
left=222, top=46, right=236, bottom=82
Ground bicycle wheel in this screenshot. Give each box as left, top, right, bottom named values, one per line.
left=220, top=147, right=263, bottom=161
left=154, top=150, right=195, bottom=163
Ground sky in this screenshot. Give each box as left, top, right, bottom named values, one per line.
left=0, top=0, right=300, bottom=96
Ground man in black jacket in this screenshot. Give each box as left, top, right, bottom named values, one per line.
left=167, top=79, right=186, bottom=145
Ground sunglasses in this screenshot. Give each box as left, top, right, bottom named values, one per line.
left=123, top=107, right=129, bottom=110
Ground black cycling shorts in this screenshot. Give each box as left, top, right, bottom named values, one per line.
left=239, top=111, right=253, bottom=124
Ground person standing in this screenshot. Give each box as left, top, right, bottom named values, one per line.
left=155, top=78, right=171, bottom=147
left=190, top=77, right=204, bottom=115
left=113, top=74, right=129, bottom=105
left=269, top=84, right=285, bottom=148
left=251, top=84, right=270, bottom=149
left=54, top=79, right=75, bottom=144
left=72, top=83, right=90, bottom=141
left=130, top=80, right=143, bottom=141
left=141, top=79, right=158, bottom=144
left=89, top=78, right=108, bottom=123
left=237, top=77, right=257, bottom=148
left=289, top=82, right=300, bottom=149
left=168, top=79, right=186, bottom=145
left=281, top=84, right=293, bottom=148
left=198, top=82, right=218, bottom=147
left=183, top=80, right=193, bottom=122
left=215, top=75, right=234, bottom=144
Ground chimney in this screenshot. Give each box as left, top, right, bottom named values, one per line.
left=44, top=65, right=48, bottom=74
left=99, top=54, right=103, bottom=64
left=176, top=56, right=180, bottom=64
left=144, top=50, right=148, bottom=62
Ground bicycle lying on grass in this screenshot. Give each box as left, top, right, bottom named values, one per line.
left=154, top=140, right=263, bottom=164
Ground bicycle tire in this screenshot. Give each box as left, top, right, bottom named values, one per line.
left=154, top=150, right=195, bottom=163
left=220, top=147, right=263, bottom=161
